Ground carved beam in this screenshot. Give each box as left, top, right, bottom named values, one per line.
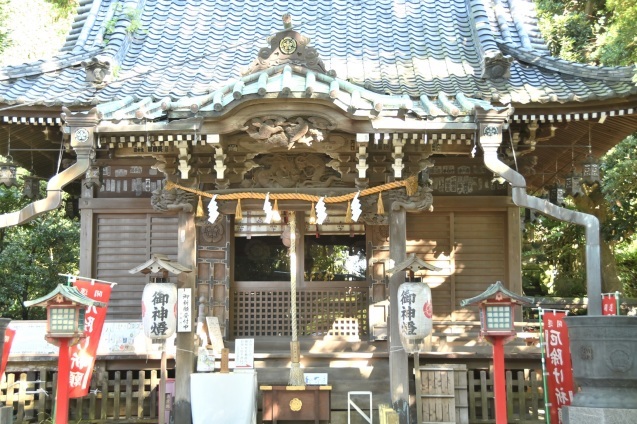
left=177, top=140, right=191, bottom=180
left=356, top=133, right=369, bottom=179
left=391, top=134, right=406, bottom=178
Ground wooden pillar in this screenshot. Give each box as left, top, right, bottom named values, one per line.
left=507, top=205, right=523, bottom=321
left=389, top=208, right=410, bottom=423
left=79, top=208, right=94, bottom=277
left=175, top=211, right=196, bottom=424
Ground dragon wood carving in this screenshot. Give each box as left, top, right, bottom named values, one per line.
left=241, top=116, right=335, bottom=150
left=250, top=154, right=340, bottom=188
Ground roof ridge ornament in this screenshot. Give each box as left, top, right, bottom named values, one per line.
left=81, top=56, right=112, bottom=87
left=242, top=14, right=333, bottom=76
left=481, top=51, right=513, bottom=80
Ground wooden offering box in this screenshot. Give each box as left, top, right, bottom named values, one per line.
left=260, top=385, right=331, bottom=423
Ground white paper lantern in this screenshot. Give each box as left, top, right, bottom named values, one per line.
left=397, top=282, right=433, bottom=353
left=141, top=283, right=177, bottom=339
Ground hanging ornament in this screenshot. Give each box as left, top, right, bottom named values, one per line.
left=196, top=196, right=204, bottom=218
left=207, top=194, right=219, bottom=223
left=22, top=175, right=43, bottom=199
left=263, top=193, right=273, bottom=223
left=345, top=201, right=352, bottom=223
left=22, top=149, right=43, bottom=199
left=315, top=197, right=327, bottom=225
left=272, top=199, right=281, bottom=222
left=0, top=159, right=17, bottom=188
left=235, top=199, right=243, bottom=222
left=351, top=191, right=362, bottom=222
left=377, top=192, right=385, bottom=215
left=581, top=154, right=601, bottom=185
left=548, top=182, right=565, bottom=206
left=309, top=202, right=317, bottom=225
left=0, top=128, right=17, bottom=187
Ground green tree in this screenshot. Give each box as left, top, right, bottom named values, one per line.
left=536, top=0, right=637, bottom=65
left=0, top=173, right=79, bottom=320
left=527, top=0, right=637, bottom=301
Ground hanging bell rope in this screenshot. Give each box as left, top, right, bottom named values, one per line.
left=287, top=211, right=304, bottom=386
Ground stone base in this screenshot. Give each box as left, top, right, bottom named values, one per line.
left=562, top=406, right=637, bottom=424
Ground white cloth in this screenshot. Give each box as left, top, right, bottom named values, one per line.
left=190, top=371, right=257, bottom=424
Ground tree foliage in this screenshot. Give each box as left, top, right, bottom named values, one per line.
left=0, top=173, right=79, bottom=320
left=526, top=0, right=637, bottom=300
left=536, top=0, right=637, bottom=66
left=522, top=212, right=587, bottom=297
left=600, top=135, right=637, bottom=241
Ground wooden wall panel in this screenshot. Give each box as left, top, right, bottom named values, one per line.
left=95, top=214, right=178, bottom=319
left=453, top=213, right=507, bottom=309
left=405, top=210, right=509, bottom=320
left=407, top=213, right=453, bottom=318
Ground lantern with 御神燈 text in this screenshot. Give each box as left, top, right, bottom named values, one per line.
left=397, top=282, right=433, bottom=353
left=141, top=283, right=177, bottom=340
left=386, top=254, right=440, bottom=354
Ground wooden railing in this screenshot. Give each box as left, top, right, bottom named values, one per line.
left=3, top=365, right=548, bottom=423
left=1, top=368, right=163, bottom=423
left=468, top=368, right=545, bottom=423
left=231, top=281, right=370, bottom=338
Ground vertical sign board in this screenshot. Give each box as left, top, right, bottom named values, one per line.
left=205, top=316, right=225, bottom=354
left=178, top=288, right=192, bottom=332
left=234, top=338, right=254, bottom=369
left=541, top=310, right=575, bottom=424
left=69, top=278, right=115, bottom=398
left=602, top=292, right=620, bottom=316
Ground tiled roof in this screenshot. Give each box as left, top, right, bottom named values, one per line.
left=0, top=0, right=635, bottom=120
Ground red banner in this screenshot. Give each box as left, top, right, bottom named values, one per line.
left=0, top=327, right=15, bottom=378
left=69, top=278, right=115, bottom=398
left=542, top=310, right=575, bottom=424
left=602, top=293, right=619, bottom=316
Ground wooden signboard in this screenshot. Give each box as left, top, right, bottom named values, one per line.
left=429, top=157, right=507, bottom=196
left=95, top=165, right=165, bottom=198
left=205, top=317, right=225, bottom=354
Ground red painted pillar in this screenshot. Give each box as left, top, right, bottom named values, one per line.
left=492, top=337, right=507, bottom=424
left=55, top=338, right=70, bottom=424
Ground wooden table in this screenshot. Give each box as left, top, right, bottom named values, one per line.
left=260, top=385, right=331, bottom=423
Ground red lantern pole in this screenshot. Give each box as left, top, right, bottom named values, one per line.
left=491, top=337, right=507, bottom=424
left=55, top=338, right=71, bottom=424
